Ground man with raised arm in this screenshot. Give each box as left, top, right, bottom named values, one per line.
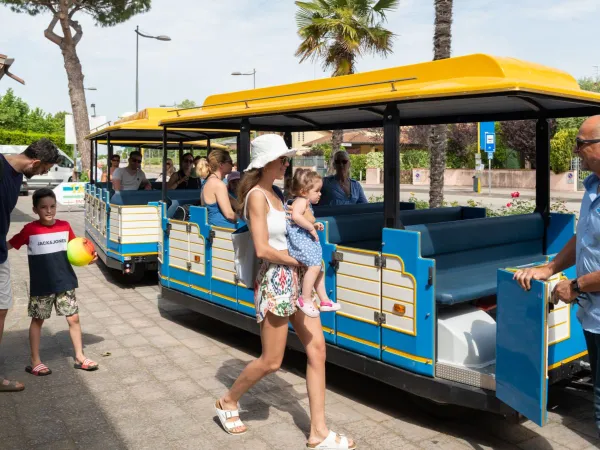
left=514, top=115, right=600, bottom=438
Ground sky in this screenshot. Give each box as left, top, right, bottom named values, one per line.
left=1, top=0, right=599, bottom=124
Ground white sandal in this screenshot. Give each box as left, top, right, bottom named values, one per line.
left=307, top=430, right=356, bottom=449
left=214, top=400, right=247, bottom=435
left=297, top=296, right=320, bottom=318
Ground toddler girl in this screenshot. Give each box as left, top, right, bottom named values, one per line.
left=287, top=169, right=341, bottom=317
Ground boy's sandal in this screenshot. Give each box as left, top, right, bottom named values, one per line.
left=0, top=378, right=24, bottom=392
left=307, top=431, right=356, bottom=449
left=74, top=358, right=98, bottom=371
left=25, top=363, right=52, bottom=376
left=214, top=399, right=247, bottom=435
left=319, top=300, right=341, bottom=312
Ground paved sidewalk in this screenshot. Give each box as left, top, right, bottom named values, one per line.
left=0, top=197, right=599, bottom=449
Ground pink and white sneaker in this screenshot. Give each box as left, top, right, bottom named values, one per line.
left=296, top=296, right=320, bottom=318
left=319, top=300, right=341, bottom=312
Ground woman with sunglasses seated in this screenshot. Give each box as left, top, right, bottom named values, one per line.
left=201, top=150, right=238, bottom=227
left=156, top=158, right=176, bottom=182
left=317, top=150, right=367, bottom=206
left=167, top=153, right=201, bottom=190
left=101, top=154, right=121, bottom=183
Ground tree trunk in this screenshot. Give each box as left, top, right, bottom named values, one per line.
left=44, top=4, right=91, bottom=176
left=428, top=124, right=447, bottom=207
left=428, top=0, right=454, bottom=208
left=61, top=42, right=90, bottom=175
left=331, top=128, right=344, bottom=157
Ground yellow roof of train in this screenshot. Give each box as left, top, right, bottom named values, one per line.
left=86, top=108, right=238, bottom=140
left=159, top=54, right=600, bottom=130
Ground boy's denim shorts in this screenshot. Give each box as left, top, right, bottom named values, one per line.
left=28, top=290, right=78, bottom=320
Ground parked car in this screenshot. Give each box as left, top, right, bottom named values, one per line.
left=20, top=178, right=28, bottom=196
left=0, top=145, right=75, bottom=189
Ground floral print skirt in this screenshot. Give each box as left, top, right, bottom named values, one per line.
left=254, top=262, right=315, bottom=323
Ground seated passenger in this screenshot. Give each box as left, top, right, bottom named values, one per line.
left=112, top=151, right=150, bottom=191
left=101, top=154, right=120, bottom=182
left=317, top=150, right=367, bottom=206
left=227, top=171, right=240, bottom=211
left=156, top=158, right=175, bottom=182
left=195, top=158, right=210, bottom=186
left=201, top=149, right=237, bottom=227
left=167, top=153, right=201, bottom=190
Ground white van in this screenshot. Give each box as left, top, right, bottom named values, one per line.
left=0, top=145, right=75, bottom=189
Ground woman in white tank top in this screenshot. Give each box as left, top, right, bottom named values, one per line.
left=215, top=135, right=355, bottom=449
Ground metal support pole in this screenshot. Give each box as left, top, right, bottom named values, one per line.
left=238, top=119, right=251, bottom=172
left=162, top=127, right=168, bottom=202
left=107, top=136, right=113, bottom=185
left=283, top=132, right=293, bottom=197
left=178, top=141, right=184, bottom=168
left=207, top=138, right=212, bottom=159
left=135, top=26, right=139, bottom=112
left=488, top=158, right=491, bottom=196
left=535, top=118, right=551, bottom=252
left=91, top=140, right=97, bottom=184
left=383, top=104, right=401, bottom=229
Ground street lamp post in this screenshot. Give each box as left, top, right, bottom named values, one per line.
left=90, top=103, right=97, bottom=117
left=135, top=25, right=171, bottom=112
left=231, top=68, right=256, bottom=89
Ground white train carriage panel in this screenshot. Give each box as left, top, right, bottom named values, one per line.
left=381, top=256, right=417, bottom=336
left=168, top=221, right=189, bottom=271
left=336, top=247, right=382, bottom=325
left=211, top=227, right=236, bottom=284
left=188, top=223, right=205, bottom=275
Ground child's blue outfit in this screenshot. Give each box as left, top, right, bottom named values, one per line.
left=286, top=200, right=322, bottom=267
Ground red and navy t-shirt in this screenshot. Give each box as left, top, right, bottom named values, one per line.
left=9, top=219, right=78, bottom=296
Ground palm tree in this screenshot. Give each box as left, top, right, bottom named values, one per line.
left=295, top=0, right=398, bottom=157
left=428, top=0, right=454, bottom=207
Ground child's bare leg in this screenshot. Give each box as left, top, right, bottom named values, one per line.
left=314, top=270, right=330, bottom=304
left=29, top=318, right=44, bottom=366
left=66, top=314, right=86, bottom=363
left=302, top=266, right=321, bottom=301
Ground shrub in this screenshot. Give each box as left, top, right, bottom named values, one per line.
left=550, top=128, right=578, bottom=174
left=365, top=151, right=383, bottom=169
left=0, top=129, right=72, bottom=157
left=400, top=149, right=429, bottom=169
left=350, top=154, right=367, bottom=179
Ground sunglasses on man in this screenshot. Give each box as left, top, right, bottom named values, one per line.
left=575, top=137, right=600, bottom=150
left=130, top=158, right=142, bottom=164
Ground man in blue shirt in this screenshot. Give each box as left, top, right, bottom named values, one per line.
left=0, top=139, right=59, bottom=392
left=514, top=115, right=600, bottom=436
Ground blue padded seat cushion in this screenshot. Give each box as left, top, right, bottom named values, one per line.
left=318, top=207, right=485, bottom=248
left=406, top=214, right=545, bottom=305
left=110, top=190, right=164, bottom=205
left=407, top=213, right=544, bottom=258
left=320, top=213, right=382, bottom=246
left=314, top=201, right=414, bottom=218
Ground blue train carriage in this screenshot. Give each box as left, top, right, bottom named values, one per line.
left=84, top=108, right=238, bottom=278
left=158, top=54, right=600, bottom=422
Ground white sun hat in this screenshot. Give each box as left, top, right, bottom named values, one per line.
left=244, top=134, right=296, bottom=172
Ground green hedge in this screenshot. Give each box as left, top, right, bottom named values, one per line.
left=550, top=128, right=577, bottom=174
left=0, top=129, right=72, bottom=158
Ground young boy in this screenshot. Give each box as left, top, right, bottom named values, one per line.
left=8, top=188, right=98, bottom=376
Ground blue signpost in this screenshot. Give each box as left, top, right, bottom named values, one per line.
left=479, top=122, right=495, bottom=195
